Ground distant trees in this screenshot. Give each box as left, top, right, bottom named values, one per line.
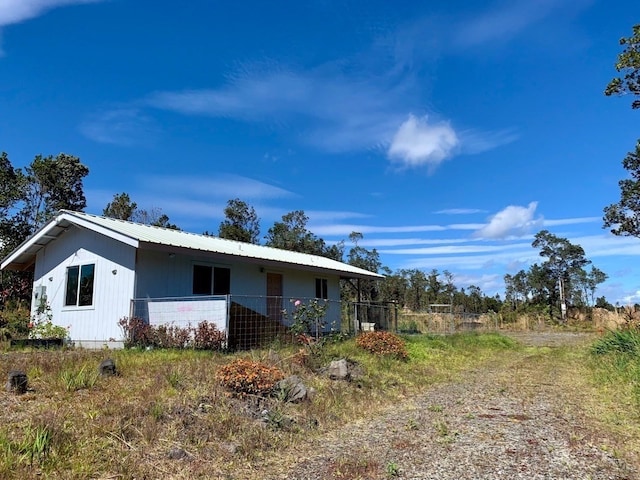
left=503, top=231, right=608, bottom=321
left=603, top=24, right=640, bottom=237
left=264, top=210, right=343, bottom=261
left=103, top=193, right=179, bottom=230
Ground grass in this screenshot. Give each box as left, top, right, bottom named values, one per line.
left=0, top=331, right=637, bottom=478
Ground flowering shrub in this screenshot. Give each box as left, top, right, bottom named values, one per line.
left=283, top=298, right=329, bottom=337
left=118, top=317, right=226, bottom=350
left=28, top=320, right=69, bottom=340
left=356, top=331, right=408, bottom=360
left=216, top=359, right=284, bottom=396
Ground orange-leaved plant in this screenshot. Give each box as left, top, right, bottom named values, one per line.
left=216, top=359, right=285, bottom=396
left=356, top=331, right=408, bottom=360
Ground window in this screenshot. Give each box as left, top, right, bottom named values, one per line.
left=65, top=264, right=95, bottom=307
left=315, top=278, right=328, bottom=299
left=192, top=265, right=231, bottom=295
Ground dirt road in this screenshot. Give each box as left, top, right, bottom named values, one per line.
left=261, top=332, right=637, bottom=479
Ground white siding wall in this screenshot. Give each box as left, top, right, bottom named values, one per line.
left=32, top=226, right=136, bottom=347
left=134, top=250, right=340, bottom=303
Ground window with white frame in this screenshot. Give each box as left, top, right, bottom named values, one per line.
left=64, top=264, right=95, bottom=307
left=315, top=278, right=328, bottom=299
left=192, top=265, right=231, bottom=295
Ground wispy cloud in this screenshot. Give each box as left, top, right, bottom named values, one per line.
left=379, top=242, right=531, bottom=256
left=135, top=64, right=510, bottom=168
left=314, top=222, right=487, bottom=237
left=474, top=202, right=543, bottom=239
left=543, top=217, right=600, bottom=227
left=434, top=208, right=487, bottom=215
left=145, top=67, right=409, bottom=154
left=79, top=108, right=159, bottom=147
left=452, top=0, right=559, bottom=49
left=143, top=174, right=295, bottom=201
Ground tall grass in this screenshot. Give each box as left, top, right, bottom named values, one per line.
left=590, top=329, right=640, bottom=408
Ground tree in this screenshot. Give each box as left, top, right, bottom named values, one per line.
left=345, top=232, right=381, bottom=303
left=603, top=141, right=640, bottom=236
left=218, top=198, right=260, bottom=244
left=103, top=192, right=137, bottom=220
left=20, top=153, right=89, bottom=231
left=102, top=194, right=180, bottom=230
left=605, top=24, right=640, bottom=109
left=265, top=210, right=336, bottom=258
left=603, top=24, right=640, bottom=236
left=133, top=208, right=179, bottom=230
left=0, top=152, right=88, bottom=309
left=532, top=230, right=591, bottom=320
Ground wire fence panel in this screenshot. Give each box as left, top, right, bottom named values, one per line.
left=397, top=311, right=500, bottom=334
left=130, top=295, right=343, bottom=350
left=347, top=302, right=399, bottom=334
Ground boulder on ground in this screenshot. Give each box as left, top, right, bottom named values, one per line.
left=6, top=370, right=27, bottom=394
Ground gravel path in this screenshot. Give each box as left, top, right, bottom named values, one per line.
left=268, top=333, right=636, bottom=480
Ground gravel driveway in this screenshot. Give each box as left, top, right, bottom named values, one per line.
left=266, top=332, right=636, bottom=480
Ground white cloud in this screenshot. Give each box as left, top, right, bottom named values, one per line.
left=474, top=202, right=543, bottom=239
left=387, top=114, right=459, bottom=168
left=0, top=0, right=103, bottom=55
left=0, top=0, right=100, bottom=27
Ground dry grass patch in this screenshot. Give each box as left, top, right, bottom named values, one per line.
left=0, top=333, right=522, bottom=479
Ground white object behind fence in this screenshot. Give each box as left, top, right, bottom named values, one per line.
left=147, top=298, right=227, bottom=332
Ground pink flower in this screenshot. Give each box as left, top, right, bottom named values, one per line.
left=294, top=300, right=302, bottom=307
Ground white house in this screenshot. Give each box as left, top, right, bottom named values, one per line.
left=1, top=210, right=383, bottom=348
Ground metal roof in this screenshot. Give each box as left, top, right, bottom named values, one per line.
left=1, top=210, right=384, bottom=280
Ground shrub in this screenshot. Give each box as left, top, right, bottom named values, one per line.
left=216, top=359, right=285, bottom=396
left=119, top=317, right=153, bottom=348
left=356, top=331, right=408, bottom=360
left=193, top=321, right=226, bottom=350
left=29, top=321, right=69, bottom=340
left=119, top=317, right=227, bottom=350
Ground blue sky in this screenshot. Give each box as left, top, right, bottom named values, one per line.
left=1, top=0, right=640, bottom=303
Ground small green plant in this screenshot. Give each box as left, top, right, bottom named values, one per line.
left=166, top=369, right=183, bottom=389
left=60, top=365, right=99, bottom=391
left=18, top=424, right=52, bottom=466
left=427, top=404, right=443, bottom=413
left=149, top=401, right=165, bottom=421
left=405, top=418, right=419, bottom=430
left=386, top=461, right=400, bottom=477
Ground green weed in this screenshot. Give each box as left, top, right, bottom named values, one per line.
left=60, top=364, right=99, bottom=391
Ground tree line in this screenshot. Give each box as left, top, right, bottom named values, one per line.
left=0, top=154, right=614, bottom=322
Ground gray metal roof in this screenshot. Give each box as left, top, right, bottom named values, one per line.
left=1, top=210, right=384, bottom=280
